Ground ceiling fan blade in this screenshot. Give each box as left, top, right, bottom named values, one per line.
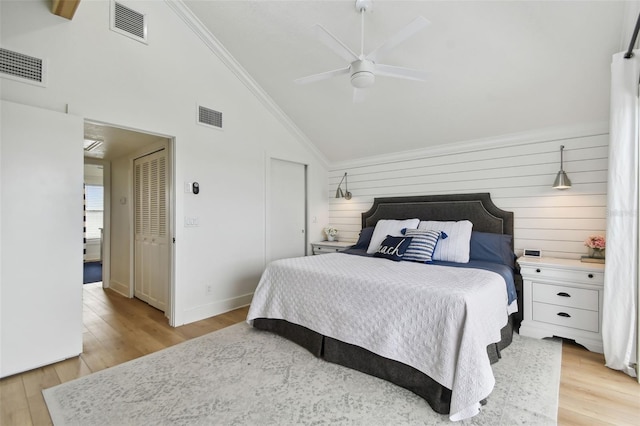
left=313, top=24, right=359, bottom=63
left=375, top=63, right=428, bottom=82
left=294, top=66, right=351, bottom=85
left=366, top=16, right=430, bottom=63
left=352, top=88, right=367, bottom=103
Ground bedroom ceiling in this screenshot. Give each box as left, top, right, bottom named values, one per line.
left=183, top=0, right=636, bottom=164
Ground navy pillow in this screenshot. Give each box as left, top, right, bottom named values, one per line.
left=373, top=235, right=413, bottom=261
left=469, top=232, right=515, bottom=267
left=352, top=227, right=375, bottom=250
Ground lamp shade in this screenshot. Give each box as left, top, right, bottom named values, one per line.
left=553, top=170, right=572, bottom=189
left=335, top=172, right=352, bottom=199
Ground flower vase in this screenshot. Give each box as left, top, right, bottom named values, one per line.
left=589, top=248, right=605, bottom=259
left=327, top=235, right=335, bottom=242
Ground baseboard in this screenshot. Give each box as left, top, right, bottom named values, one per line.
left=177, top=293, right=253, bottom=326
left=109, top=279, right=129, bottom=297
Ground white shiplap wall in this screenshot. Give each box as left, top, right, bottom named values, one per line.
left=328, top=124, right=608, bottom=260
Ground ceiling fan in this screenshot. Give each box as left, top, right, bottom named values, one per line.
left=295, top=0, right=430, bottom=101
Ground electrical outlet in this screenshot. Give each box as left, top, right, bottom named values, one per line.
left=206, top=284, right=213, bottom=294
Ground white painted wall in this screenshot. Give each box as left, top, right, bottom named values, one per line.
left=328, top=124, right=608, bottom=260
left=1, top=101, right=84, bottom=377
left=0, top=0, right=328, bottom=326
left=109, top=155, right=133, bottom=296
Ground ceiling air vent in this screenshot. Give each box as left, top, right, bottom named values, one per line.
left=0, top=48, right=46, bottom=86
left=111, top=1, right=147, bottom=43
left=198, top=105, right=223, bottom=130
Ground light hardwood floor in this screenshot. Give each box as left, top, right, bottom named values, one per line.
left=1, top=283, right=638, bottom=425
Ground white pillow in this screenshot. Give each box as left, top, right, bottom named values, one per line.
left=366, top=219, right=420, bottom=254
left=418, top=220, right=473, bottom=263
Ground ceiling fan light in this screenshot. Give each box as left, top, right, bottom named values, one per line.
left=351, top=71, right=375, bottom=88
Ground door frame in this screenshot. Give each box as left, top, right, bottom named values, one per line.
left=85, top=119, right=176, bottom=325
left=264, top=155, right=308, bottom=265
left=83, top=157, right=111, bottom=290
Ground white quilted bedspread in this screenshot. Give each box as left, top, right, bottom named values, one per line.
left=247, top=253, right=510, bottom=421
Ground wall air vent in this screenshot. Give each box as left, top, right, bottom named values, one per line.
left=0, top=48, right=46, bottom=87
left=111, top=1, right=147, bottom=44
left=197, top=105, right=223, bottom=130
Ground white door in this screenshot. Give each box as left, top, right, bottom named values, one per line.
left=134, top=149, right=169, bottom=312
left=1, top=101, right=83, bottom=377
left=269, top=158, right=306, bottom=261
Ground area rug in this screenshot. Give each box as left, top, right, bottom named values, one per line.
left=43, top=323, right=561, bottom=425
left=83, top=261, right=102, bottom=284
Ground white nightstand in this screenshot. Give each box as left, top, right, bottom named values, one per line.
left=311, top=241, right=352, bottom=255
left=518, top=257, right=605, bottom=353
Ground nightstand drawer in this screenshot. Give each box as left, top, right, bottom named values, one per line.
left=532, top=283, right=598, bottom=311
left=311, top=241, right=352, bottom=255
left=532, top=302, right=599, bottom=332
left=314, top=245, right=344, bottom=254
left=519, top=265, right=604, bottom=285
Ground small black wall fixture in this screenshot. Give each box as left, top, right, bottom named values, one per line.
left=335, top=172, right=352, bottom=200
left=552, top=145, right=572, bottom=190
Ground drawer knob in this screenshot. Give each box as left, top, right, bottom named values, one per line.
left=536, top=268, right=541, bottom=273
left=588, top=274, right=594, bottom=279
left=557, top=312, right=571, bottom=318
left=557, top=292, right=571, bottom=297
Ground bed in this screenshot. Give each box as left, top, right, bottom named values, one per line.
left=247, top=193, right=522, bottom=421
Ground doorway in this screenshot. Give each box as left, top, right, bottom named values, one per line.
left=83, top=162, right=105, bottom=284
left=268, top=158, right=307, bottom=261
left=84, top=120, right=174, bottom=321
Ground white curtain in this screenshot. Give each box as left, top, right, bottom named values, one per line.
left=603, top=50, right=639, bottom=377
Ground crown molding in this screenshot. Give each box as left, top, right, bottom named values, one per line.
left=165, top=0, right=329, bottom=168
left=330, top=121, right=609, bottom=171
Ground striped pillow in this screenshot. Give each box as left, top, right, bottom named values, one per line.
left=401, top=229, right=444, bottom=263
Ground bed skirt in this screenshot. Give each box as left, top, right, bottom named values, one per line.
left=252, top=315, right=515, bottom=415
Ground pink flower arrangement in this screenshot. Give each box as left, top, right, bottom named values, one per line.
left=584, top=235, right=606, bottom=249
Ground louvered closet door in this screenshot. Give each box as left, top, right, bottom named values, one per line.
left=134, top=149, right=168, bottom=312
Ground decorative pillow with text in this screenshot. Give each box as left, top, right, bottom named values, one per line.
left=373, top=235, right=413, bottom=261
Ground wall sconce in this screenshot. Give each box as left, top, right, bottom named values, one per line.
left=335, top=172, right=352, bottom=200
left=552, top=145, right=572, bottom=190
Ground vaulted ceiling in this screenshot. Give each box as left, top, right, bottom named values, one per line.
left=185, top=1, right=636, bottom=164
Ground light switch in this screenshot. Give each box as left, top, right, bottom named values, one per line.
left=184, top=216, right=200, bottom=227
